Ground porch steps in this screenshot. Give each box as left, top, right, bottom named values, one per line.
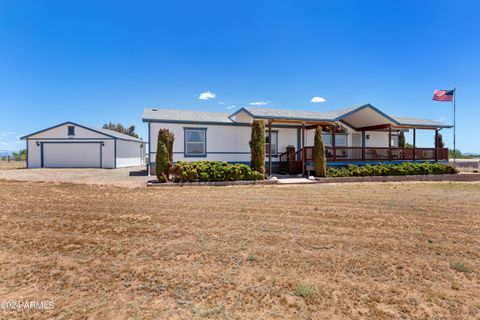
left=277, top=163, right=292, bottom=175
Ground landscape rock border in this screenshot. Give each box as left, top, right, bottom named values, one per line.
left=147, top=179, right=278, bottom=187
left=314, top=173, right=480, bottom=184
left=147, top=173, right=480, bottom=187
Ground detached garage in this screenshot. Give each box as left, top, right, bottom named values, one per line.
left=21, top=121, right=145, bottom=169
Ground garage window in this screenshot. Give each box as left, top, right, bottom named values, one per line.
left=184, top=128, right=207, bottom=157
left=68, top=126, right=75, bottom=136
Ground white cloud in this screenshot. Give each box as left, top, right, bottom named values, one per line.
left=226, top=104, right=237, bottom=110
left=311, top=96, right=326, bottom=103
left=198, top=91, right=216, bottom=100
left=249, top=100, right=271, bottom=106
left=0, top=131, right=15, bottom=137
left=217, top=101, right=225, bottom=105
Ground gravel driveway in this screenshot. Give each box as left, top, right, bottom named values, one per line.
left=0, top=166, right=149, bottom=188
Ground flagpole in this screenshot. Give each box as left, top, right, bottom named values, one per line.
left=453, top=87, right=456, bottom=164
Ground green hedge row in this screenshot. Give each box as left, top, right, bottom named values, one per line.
left=171, top=161, right=264, bottom=182
left=327, top=162, right=458, bottom=177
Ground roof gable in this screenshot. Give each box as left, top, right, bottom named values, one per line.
left=21, top=121, right=143, bottom=142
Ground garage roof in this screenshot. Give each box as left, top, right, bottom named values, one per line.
left=20, top=121, right=144, bottom=142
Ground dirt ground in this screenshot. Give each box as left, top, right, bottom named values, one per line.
left=0, top=166, right=149, bottom=188
left=0, top=161, right=26, bottom=170
left=0, top=180, right=479, bottom=319
left=450, top=159, right=480, bottom=173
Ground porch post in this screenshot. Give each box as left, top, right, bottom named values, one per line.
left=301, top=123, right=305, bottom=176
left=434, top=129, right=438, bottom=162
left=388, top=124, right=392, bottom=161
left=331, top=125, right=336, bottom=161
left=413, top=128, right=416, bottom=161
left=268, top=119, right=273, bottom=176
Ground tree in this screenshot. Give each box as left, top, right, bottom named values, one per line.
left=156, top=129, right=174, bottom=182
left=398, top=131, right=406, bottom=148
left=249, top=120, right=265, bottom=175
left=436, top=133, right=445, bottom=148
left=312, top=126, right=327, bottom=177
left=11, top=149, right=27, bottom=161
left=103, top=122, right=139, bottom=138
left=448, top=149, right=462, bottom=159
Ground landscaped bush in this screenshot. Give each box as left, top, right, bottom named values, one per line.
left=312, top=126, right=326, bottom=177
left=171, top=161, right=264, bottom=182
left=156, top=129, right=175, bottom=183
left=249, top=120, right=266, bottom=175
left=326, top=162, right=458, bottom=177
left=398, top=131, right=406, bottom=148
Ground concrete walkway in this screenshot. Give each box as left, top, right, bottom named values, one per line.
left=276, top=177, right=314, bottom=184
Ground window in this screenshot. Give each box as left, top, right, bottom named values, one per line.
left=323, top=133, right=331, bottom=146
left=391, top=135, right=398, bottom=147
left=68, top=126, right=75, bottom=136
left=265, top=131, right=278, bottom=156
left=322, top=133, right=347, bottom=146
left=184, top=128, right=206, bottom=157
left=336, top=135, right=347, bottom=146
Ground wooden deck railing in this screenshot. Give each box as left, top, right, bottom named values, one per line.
left=303, top=146, right=448, bottom=162
left=279, top=147, right=449, bottom=174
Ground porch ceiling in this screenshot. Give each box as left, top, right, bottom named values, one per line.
left=338, top=106, right=397, bottom=129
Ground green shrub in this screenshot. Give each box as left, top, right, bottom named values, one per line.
left=312, top=126, right=326, bottom=177
left=171, top=161, right=264, bottom=182
left=327, top=162, right=458, bottom=178
left=294, top=282, right=315, bottom=298
left=249, top=120, right=266, bottom=176
left=450, top=262, right=469, bottom=273
left=156, top=129, right=175, bottom=182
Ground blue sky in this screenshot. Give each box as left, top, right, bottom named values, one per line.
left=1, top=0, right=479, bottom=153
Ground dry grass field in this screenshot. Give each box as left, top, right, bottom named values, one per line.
left=0, top=161, right=26, bottom=170
left=0, top=180, right=479, bottom=319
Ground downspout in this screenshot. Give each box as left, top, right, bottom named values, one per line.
left=147, top=121, right=151, bottom=176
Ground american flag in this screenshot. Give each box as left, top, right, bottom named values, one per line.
left=432, top=89, right=454, bottom=102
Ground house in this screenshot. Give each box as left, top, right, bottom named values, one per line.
left=143, top=104, right=452, bottom=176
left=21, top=121, right=145, bottom=169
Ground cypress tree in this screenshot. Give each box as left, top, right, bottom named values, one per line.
left=249, top=120, right=266, bottom=175
left=436, top=133, right=445, bottom=148
left=156, top=129, right=174, bottom=182
left=313, top=126, right=327, bottom=177
left=398, top=131, right=406, bottom=148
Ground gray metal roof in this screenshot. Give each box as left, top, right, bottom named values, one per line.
left=243, top=106, right=359, bottom=121
left=86, top=125, right=144, bottom=142
left=391, top=115, right=451, bottom=128
left=143, top=108, right=232, bottom=123
left=21, top=121, right=144, bottom=142
left=142, top=105, right=452, bottom=128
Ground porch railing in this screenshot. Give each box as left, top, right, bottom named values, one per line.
left=278, top=147, right=449, bottom=174
left=303, top=146, right=448, bottom=162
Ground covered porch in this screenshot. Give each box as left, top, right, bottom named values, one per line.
left=260, top=104, right=452, bottom=176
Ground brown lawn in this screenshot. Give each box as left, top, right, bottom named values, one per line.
left=0, top=161, right=25, bottom=170
left=0, top=180, right=479, bottom=319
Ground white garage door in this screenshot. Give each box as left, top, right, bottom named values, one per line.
left=42, top=142, right=101, bottom=168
